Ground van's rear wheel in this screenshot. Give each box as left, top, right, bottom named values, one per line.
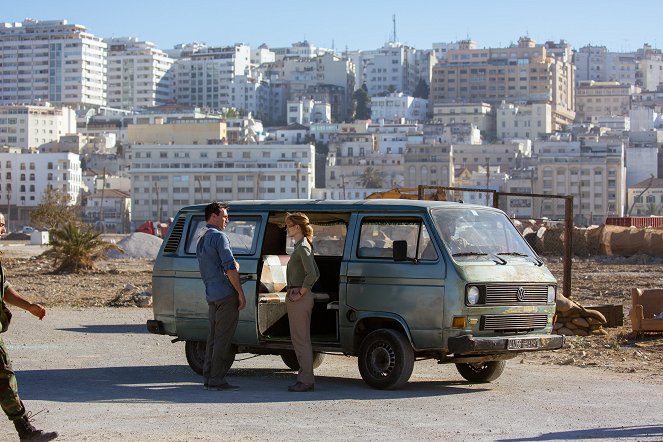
left=184, top=340, right=206, bottom=376
left=358, top=329, right=414, bottom=390
left=280, top=351, right=326, bottom=370
left=455, top=360, right=506, bottom=383
left=184, top=341, right=238, bottom=377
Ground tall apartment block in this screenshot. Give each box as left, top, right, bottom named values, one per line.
left=106, top=37, right=174, bottom=109
left=430, top=37, right=575, bottom=129
left=172, top=44, right=252, bottom=110
left=0, top=19, right=106, bottom=107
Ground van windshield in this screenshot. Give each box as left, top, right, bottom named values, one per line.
left=430, top=208, right=538, bottom=263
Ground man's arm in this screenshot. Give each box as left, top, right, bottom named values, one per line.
left=3, top=286, right=46, bottom=319
left=226, top=269, right=246, bottom=310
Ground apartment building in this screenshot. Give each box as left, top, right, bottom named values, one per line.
left=575, top=81, right=639, bottom=122
left=575, top=44, right=663, bottom=91
left=287, top=98, right=331, bottom=124
left=129, top=143, right=314, bottom=223
left=0, top=19, right=106, bottom=107
left=127, top=117, right=227, bottom=145
left=431, top=103, right=494, bottom=136
left=0, top=150, right=82, bottom=227
left=496, top=102, right=552, bottom=141
left=403, top=143, right=454, bottom=187
left=269, top=53, right=355, bottom=122
left=370, top=93, right=428, bottom=123
left=349, top=42, right=427, bottom=97
left=105, top=37, right=174, bottom=109
left=0, top=104, right=76, bottom=150
left=625, top=130, right=663, bottom=188
left=270, top=41, right=333, bottom=61
left=452, top=142, right=529, bottom=172
left=430, top=37, right=575, bottom=130
left=172, top=44, right=252, bottom=110
left=535, top=135, right=626, bottom=224
left=82, top=188, right=131, bottom=233
left=627, top=177, right=663, bottom=216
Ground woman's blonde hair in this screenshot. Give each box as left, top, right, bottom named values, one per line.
left=285, top=212, right=313, bottom=245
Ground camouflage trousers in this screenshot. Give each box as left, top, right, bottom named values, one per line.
left=0, top=335, right=25, bottom=420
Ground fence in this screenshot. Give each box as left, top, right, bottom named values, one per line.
left=416, top=185, right=574, bottom=298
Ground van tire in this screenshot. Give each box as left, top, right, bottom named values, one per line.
left=455, top=360, right=506, bottom=383
left=280, top=351, right=326, bottom=371
left=357, top=329, right=414, bottom=390
left=185, top=340, right=206, bottom=376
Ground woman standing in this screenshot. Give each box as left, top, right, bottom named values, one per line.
left=284, top=212, right=320, bottom=392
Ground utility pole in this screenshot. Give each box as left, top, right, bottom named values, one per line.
left=98, top=167, right=106, bottom=231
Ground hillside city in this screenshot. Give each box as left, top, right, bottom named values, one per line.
left=1, top=18, right=662, bottom=232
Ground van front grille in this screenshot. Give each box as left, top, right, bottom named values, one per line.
left=481, top=314, right=548, bottom=331
left=485, top=284, right=549, bottom=304
left=163, top=216, right=186, bottom=253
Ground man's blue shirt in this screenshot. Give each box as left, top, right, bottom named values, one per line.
left=196, top=224, right=238, bottom=303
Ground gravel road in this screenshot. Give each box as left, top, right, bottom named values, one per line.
left=0, top=308, right=661, bottom=441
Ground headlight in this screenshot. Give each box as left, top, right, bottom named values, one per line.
left=547, top=286, right=556, bottom=303
left=467, top=286, right=480, bottom=305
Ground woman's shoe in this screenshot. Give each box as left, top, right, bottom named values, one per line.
left=288, top=382, right=314, bottom=392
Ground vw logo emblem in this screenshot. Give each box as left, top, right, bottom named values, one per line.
left=516, top=287, right=526, bottom=301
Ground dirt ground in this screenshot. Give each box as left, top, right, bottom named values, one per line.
left=1, top=242, right=661, bottom=383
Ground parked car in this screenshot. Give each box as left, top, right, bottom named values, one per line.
left=21, top=226, right=35, bottom=234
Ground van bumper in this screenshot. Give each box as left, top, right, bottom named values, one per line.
left=448, top=334, right=564, bottom=355
left=146, top=320, right=165, bottom=335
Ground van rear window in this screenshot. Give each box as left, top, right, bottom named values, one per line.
left=185, top=216, right=261, bottom=255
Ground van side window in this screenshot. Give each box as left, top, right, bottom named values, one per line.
left=358, top=218, right=434, bottom=260
left=285, top=221, right=347, bottom=256
left=185, top=216, right=261, bottom=255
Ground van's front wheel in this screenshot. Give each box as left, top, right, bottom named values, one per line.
left=455, top=360, right=506, bottom=383
left=358, top=329, right=414, bottom=390
left=280, top=351, right=326, bottom=370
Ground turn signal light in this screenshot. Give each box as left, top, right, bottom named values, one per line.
left=452, top=316, right=467, bottom=328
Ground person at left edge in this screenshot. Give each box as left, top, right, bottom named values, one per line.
left=196, top=202, right=246, bottom=391
left=0, top=212, right=58, bottom=441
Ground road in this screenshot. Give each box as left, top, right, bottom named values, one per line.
left=1, top=308, right=661, bottom=441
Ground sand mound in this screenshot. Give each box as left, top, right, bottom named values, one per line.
left=107, top=232, right=163, bottom=259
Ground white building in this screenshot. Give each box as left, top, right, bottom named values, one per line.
left=173, top=44, right=252, bottom=110
left=574, top=45, right=637, bottom=86
left=105, top=37, right=174, bottom=109
left=349, top=42, right=425, bottom=97
left=270, top=41, right=333, bottom=61
left=0, top=151, right=82, bottom=227
left=370, top=93, right=428, bottom=123
left=287, top=98, right=331, bottom=124
left=0, top=104, right=76, bottom=150
left=367, top=122, right=420, bottom=154
left=496, top=102, right=552, bottom=141
left=0, top=19, right=106, bottom=107
left=129, top=143, right=315, bottom=222
left=82, top=189, right=131, bottom=233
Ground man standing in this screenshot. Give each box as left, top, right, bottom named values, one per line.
left=0, top=213, right=58, bottom=441
left=196, top=202, right=246, bottom=391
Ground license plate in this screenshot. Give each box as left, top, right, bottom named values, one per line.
left=507, top=337, right=539, bottom=350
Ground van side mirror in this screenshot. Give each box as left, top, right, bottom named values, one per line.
left=393, top=240, right=409, bottom=261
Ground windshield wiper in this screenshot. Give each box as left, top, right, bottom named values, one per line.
left=497, top=252, right=543, bottom=266
left=452, top=251, right=506, bottom=265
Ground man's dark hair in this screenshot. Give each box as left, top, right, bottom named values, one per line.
left=204, top=201, right=229, bottom=221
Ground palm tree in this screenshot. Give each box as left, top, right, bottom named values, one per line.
left=45, top=223, right=122, bottom=273
left=359, top=166, right=385, bottom=188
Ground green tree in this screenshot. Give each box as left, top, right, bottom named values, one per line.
left=30, top=188, right=81, bottom=230
left=413, top=79, right=430, bottom=99
left=353, top=84, right=371, bottom=120
left=44, top=222, right=122, bottom=273
left=359, top=166, right=384, bottom=188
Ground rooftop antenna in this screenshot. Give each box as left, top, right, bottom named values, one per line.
left=392, top=14, right=397, bottom=43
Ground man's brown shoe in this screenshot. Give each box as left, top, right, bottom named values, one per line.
left=288, top=382, right=314, bottom=392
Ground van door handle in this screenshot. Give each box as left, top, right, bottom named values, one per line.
left=347, top=276, right=365, bottom=284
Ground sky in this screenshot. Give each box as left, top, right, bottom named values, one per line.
left=3, top=0, right=663, bottom=53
